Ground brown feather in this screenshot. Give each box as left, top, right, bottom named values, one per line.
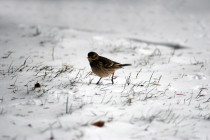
left=87, top=52, right=131, bottom=81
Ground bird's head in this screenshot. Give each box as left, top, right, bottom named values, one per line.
left=88, top=52, right=99, bottom=62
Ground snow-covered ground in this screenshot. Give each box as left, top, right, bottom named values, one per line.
left=0, top=0, right=210, bottom=140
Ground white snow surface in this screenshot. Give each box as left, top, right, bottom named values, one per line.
left=0, top=0, right=210, bottom=140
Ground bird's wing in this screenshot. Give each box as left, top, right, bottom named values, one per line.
left=99, top=56, right=121, bottom=69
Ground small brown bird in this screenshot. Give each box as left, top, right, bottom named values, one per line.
left=87, top=52, right=131, bottom=84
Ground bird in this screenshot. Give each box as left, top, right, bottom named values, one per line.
left=87, top=51, right=131, bottom=84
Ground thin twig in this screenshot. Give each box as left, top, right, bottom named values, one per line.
left=147, top=72, right=154, bottom=88
left=66, top=96, right=69, bottom=114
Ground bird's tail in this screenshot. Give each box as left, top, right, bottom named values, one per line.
left=120, top=64, right=131, bottom=67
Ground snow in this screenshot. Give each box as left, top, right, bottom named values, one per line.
left=0, top=0, right=210, bottom=140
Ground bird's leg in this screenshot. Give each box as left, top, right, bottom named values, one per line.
left=96, top=77, right=102, bottom=85
left=111, top=72, right=115, bottom=85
